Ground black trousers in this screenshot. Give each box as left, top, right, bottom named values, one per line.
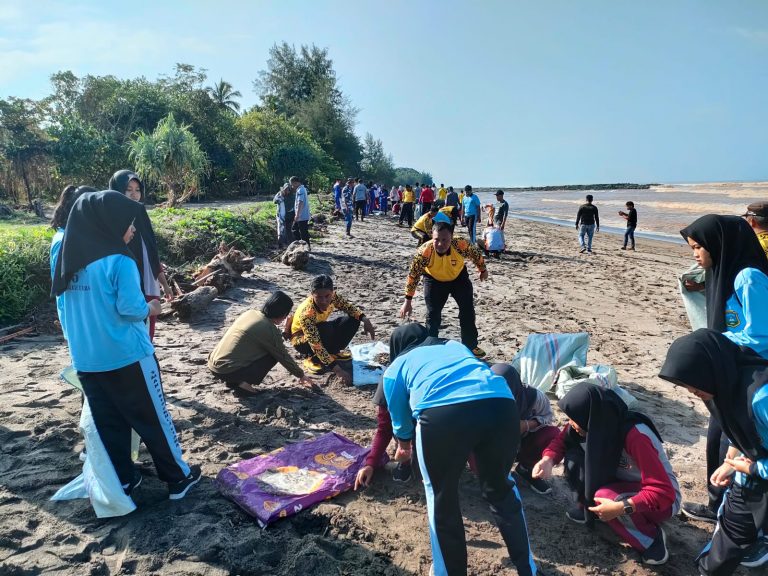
left=399, top=202, right=414, bottom=226
left=214, top=354, right=277, bottom=386
left=422, top=201, right=432, bottom=214
left=79, top=355, right=189, bottom=484
left=698, top=482, right=768, bottom=575
left=424, top=268, right=478, bottom=350
left=707, top=415, right=729, bottom=508
left=292, top=219, right=310, bottom=247
left=284, top=210, right=295, bottom=240
left=417, top=398, right=536, bottom=576
left=294, top=316, right=360, bottom=360
left=355, top=200, right=367, bottom=220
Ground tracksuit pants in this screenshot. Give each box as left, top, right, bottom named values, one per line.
left=380, top=198, right=388, bottom=215
left=78, top=355, right=190, bottom=485
left=423, top=268, right=478, bottom=350
left=416, top=398, right=536, bottom=576
left=707, top=415, right=729, bottom=509
left=698, top=482, right=768, bottom=575
left=294, top=316, right=360, bottom=363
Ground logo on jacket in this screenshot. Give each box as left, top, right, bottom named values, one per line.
left=725, top=310, right=741, bottom=328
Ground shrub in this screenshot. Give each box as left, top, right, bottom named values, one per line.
left=0, top=225, right=54, bottom=325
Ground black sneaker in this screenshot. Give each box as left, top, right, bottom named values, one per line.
left=641, top=527, right=669, bottom=565
left=579, top=247, right=587, bottom=253
left=515, top=465, right=552, bottom=495
left=168, top=465, right=202, bottom=500
left=741, top=536, right=768, bottom=568
left=566, top=506, right=588, bottom=524
left=392, top=462, right=412, bottom=483
left=681, top=501, right=717, bottom=523
left=121, top=470, right=142, bottom=495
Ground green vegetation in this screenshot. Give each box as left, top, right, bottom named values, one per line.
left=0, top=225, right=54, bottom=325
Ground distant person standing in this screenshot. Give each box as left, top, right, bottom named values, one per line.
left=380, top=184, right=389, bottom=215
left=341, top=178, right=355, bottom=237
left=743, top=202, right=768, bottom=256
left=437, top=183, right=447, bottom=202
left=283, top=179, right=296, bottom=242
left=420, top=183, right=435, bottom=214
left=461, top=185, right=481, bottom=244
left=353, top=178, right=368, bottom=222
left=291, top=176, right=311, bottom=249
left=619, top=201, right=638, bottom=251
left=399, top=184, right=415, bottom=227
left=333, top=179, right=342, bottom=211
left=414, top=182, right=422, bottom=205
left=445, top=186, right=459, bottom=211
left=575, top=194, right=600, bottom=254
left=367, top=181, right=376, bottom=214
left=494, top=190, right=509, bottom=231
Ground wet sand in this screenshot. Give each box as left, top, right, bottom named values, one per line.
left=0, top=213, right=739, bottom=575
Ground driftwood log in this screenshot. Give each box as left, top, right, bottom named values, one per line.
left=281, top=241, right=310, bottom=269
left=193, top=246, right=256, bottom=292
left=170, top=286, right=218, bottom=320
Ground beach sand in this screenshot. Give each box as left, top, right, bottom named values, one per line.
left=0, top=214, right=734, bottom=575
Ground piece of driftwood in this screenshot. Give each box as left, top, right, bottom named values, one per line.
left=170, top=286, right=218, bottom=320
left=193, top=247, right=256, bottom=292
left=281, top=241, right=310, bottom=269
left=0, top=326, right=36, bottom=344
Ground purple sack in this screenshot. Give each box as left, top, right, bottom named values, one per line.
left=216, top=432, right=369, bottom=527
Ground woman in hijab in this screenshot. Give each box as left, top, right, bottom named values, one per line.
left=489, top=364, right=559, bottom=494
left=532, top=383, right=680, bottom=566
left=52, top=191, right=200, bottom=501
left=383, top=324, right=536, bottom=576
left=679, top=214, right=768, bottom=522
left=660, top=329, right=768, bottom=574
left=109, top=169, right=174, bottom=340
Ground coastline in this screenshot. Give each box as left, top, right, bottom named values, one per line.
left=0, top=214, right=711, bottom=576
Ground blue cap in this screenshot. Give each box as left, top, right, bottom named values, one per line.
left=432, top=212, right=452, bottom=224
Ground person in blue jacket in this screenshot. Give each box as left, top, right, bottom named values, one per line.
left=382, top=323, right=536, bottom=576
left=679, top=215, right=768, bottom=525
left=660, top=329, right=768, bottom=574
left=51, top=191, right=200, bottom=501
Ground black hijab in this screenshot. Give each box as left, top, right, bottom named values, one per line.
left=680, top=215, right=768, bottom=331
left=491, top=363, right=538, bottom=419
left=51, top=191, right=141, bottom=296
left=109, top=170, right=162, bottom=284
left=659, top=329, right=768, bottom=461
left=558, top=383, right=662, bottom=508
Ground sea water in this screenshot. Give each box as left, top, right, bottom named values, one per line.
left=475, top=181, right=768, bottom=244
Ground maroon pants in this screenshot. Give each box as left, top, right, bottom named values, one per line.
left=517, top=425, right=560, bottom=469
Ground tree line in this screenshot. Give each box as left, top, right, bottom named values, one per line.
left=0, top=43, right=433, bottom=207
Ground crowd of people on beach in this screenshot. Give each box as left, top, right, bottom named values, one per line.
left=46, top=166, right=768, bottom=576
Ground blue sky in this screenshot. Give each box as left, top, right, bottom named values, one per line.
left=1, top=0, right=767, bottom=186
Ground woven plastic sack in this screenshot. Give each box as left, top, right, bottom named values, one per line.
left=555, top=364, right=637, bottom=408
left=511, top=333, right=590, bottom=393
left=351, top=341, right=390, bottom=387
left=216, top=432, right=369, bottom=527
left=678, top=264, right=707, bottom=330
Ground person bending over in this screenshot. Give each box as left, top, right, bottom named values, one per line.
left=532, top=383, right=680, bottom=566
left=288, top=275, right=376, bottom=385
left=399, top=214, right=488, bottom=358
left=411, top=205, right=439, bottom=245
left=208, top=291, right=315, bottom=396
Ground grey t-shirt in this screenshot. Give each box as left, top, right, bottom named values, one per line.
left=353, top=183, right=368, bottom=201
left=294, top=185, right=310, bottom=222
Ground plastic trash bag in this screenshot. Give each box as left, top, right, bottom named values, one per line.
left=555, top=364, right=637, bottom=407
left=50, top=398, right=136, bottom=518
left=678, top=264, right=707, bottom=331
left=351, top=341, right=390, bottom=387
left=511, top=333, right=590, bottom=393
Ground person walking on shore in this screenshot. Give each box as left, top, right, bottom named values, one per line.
left=619, top=201, right=638, bottom=251
left=399, top=214, right=488, bottom=358
left=341, top=179, right=355, bottom=237
left=461, top=185, right=481, bottom=244
left=494, top=190, right=509, bottom=231
left=743, top=202, right=768, bottom=256
left=576, top=194, right=600, bottom=254
left=420, top=182, right=435, bottom=214
left=445, top=186, right=459, bottom=213
left=399, top=184, right=415, bottom=227
left=291, top=176, right=311, bottom=249
left=353, top=178, right=368, bottom=222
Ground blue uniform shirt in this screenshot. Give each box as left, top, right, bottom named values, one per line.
left=735, top=385, right=768, bottom=485
left=50, top=229, right=66, bottom=339
left=61, top=254, right=154, bottom=372
left=383, top=340, right=513, bottom=440
left=462, top=194, right=481, bottom=218
left=722, top=268, right=768, bottom=359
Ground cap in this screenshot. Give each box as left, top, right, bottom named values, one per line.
left=743, top=202, right=768, bottom=218
left=432, top=212, right=452, bottom=224
left=495, top=189, right=504, bottom=196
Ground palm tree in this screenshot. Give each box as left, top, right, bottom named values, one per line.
left=206, top=79, right=242, bottom=114
left=128, top=113, right=210, bottom=207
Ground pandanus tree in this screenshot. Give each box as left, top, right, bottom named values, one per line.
left=128, top=113, right=210, bottom=207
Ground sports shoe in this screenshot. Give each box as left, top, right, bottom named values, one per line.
left=587, top=250, right=594, bottom=255
left=579, top=247, right=587, bottom=254
left=681, top=501, right=717, bottom=523
left=392, top=462, right=412, bottom=483
left=334, top=349, right=353, bottom=361
left=741, top=536, right=768, bottom=568
left=168, top=465, right=202, bottom=500
left=121, top=470, right=142, bottom=495
left=303, top=357, right=325, bottom=374
left=472, top=347, right=486, bottom=358
left=641, top=527, right=669, bottom=565
left=620, top=246, right=627, bottom=250
left=515, top=465, right=552, bottom=495
left=566, top=506, right=588, bottom=524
